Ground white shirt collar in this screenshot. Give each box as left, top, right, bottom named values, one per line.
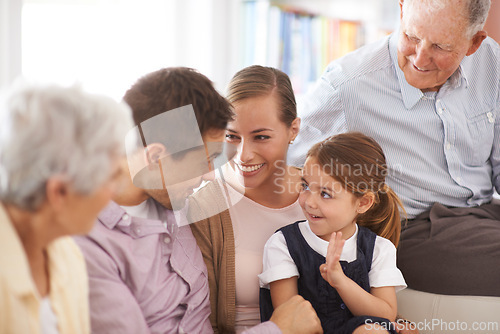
left=298, top=222, right=359, bottom=263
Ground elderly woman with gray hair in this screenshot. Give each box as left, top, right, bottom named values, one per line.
left=0, top=82, right=132, bottom=334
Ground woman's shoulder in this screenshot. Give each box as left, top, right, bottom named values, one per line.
left=188, top=180, right=230, bottom=224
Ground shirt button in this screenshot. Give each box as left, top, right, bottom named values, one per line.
left=122, top=214, right=129, bottom=220
left=457, top=177, right=462, bottom=182
left=163, top=236, right=171, bottom=244
left=437, top=108, right=443, bottom=114
left=446, top=142, right=451, bottom=150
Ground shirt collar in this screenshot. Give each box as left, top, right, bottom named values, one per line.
left=389, top=31, right=467, bottom=109
left=98, top=201, right=127, bottom=230
left=98, top=199, right=183, bottom=238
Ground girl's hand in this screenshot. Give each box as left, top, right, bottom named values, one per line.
left=319, top=231, right=347, bottom=288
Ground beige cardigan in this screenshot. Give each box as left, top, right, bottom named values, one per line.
left=189, top=182, right=237, bottom=333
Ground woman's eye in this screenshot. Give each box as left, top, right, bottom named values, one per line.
left=300, top=182, right=309, bottom=191
left=321, top=191, right=332, bottom=199
left=255, top=135, right=270, bottom=140
left=225, top=134, right=239, bottom=141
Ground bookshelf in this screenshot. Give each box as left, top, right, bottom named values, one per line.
left=239, top=0, right=400, bottom=95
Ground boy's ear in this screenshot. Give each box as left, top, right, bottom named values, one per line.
left=357, top=192, right=375, bottom=214
left=144, top=143, right=168, bottom=165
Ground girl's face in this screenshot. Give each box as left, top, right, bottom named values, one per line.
left=299, top=157, right=369, bottom=241
left=225, top=93, right=299, bottom=190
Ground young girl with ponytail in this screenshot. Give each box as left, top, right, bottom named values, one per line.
left=259, top=132, right=407, bottom=334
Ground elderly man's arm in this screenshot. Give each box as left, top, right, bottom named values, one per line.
left=492, top=101, right=500, bottom=196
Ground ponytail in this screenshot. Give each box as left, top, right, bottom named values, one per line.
left=357, top=184, right=406, bottom=247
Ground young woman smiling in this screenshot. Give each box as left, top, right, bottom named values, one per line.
left=190, top=65, right=304, bottom=333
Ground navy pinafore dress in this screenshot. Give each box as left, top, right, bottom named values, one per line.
left=260, top=221, right=396, bottom=334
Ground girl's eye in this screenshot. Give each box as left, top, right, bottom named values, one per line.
left=300, top=182, right=309, bottom=191
left=321, top=191, right=332, bottom=199
left=255, top=135, right=270, bottom=140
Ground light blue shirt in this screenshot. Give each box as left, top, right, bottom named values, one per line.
left=289, top=32, right=500, bottom=218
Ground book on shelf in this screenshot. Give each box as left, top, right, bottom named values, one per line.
left=240, top=1, right=372, bottom=94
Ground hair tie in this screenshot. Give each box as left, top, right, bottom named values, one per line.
left=379, top=182, right=389, bottom=194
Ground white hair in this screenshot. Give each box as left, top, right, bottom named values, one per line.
left=0, top=81, right=133, bottom=210
left=402, top=0, right=491, bottom=39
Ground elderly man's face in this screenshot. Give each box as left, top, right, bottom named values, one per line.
left=397, top=0, right=483, bottom=92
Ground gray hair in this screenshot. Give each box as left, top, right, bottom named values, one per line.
left=0, top=82, right=133, bottom=210
left=467, top=0, right=491, bottom=38
left=402, top=0, right=491, bottom=39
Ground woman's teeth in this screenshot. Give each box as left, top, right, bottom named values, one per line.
left=238, top=163, right=264, bottom=172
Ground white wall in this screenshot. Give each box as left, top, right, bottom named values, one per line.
left=16, top=0, right=240, bottom=99
left=0, top=0, right=22, bottom=90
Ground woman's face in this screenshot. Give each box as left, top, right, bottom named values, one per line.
left=225, top=93, right=298, bottom=190
left=58, top=159, right=124, bottom=235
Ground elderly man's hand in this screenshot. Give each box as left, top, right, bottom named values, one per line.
left=270, top=295, right=323, bottom=334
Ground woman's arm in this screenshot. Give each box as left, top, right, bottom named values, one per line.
left=190, top=217, right=220, bottom=333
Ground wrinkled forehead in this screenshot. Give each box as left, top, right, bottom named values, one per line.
left=401, top=2, right=473, bottom=50
left=402, top=0, right=469, bottom=29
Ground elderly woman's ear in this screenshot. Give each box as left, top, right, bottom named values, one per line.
left=44, top=178, right=69, bottom=210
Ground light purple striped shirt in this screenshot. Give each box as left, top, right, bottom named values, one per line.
left=75, top=200, right=281, bottom=334
left=289, top=32, right=500, bottom=218
left=75, top=200, right=212, bottom=333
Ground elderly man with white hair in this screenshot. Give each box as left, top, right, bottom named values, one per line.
left=0, top=82, right=133, bottom=334
left=289, top=0, right=500, bottom=332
